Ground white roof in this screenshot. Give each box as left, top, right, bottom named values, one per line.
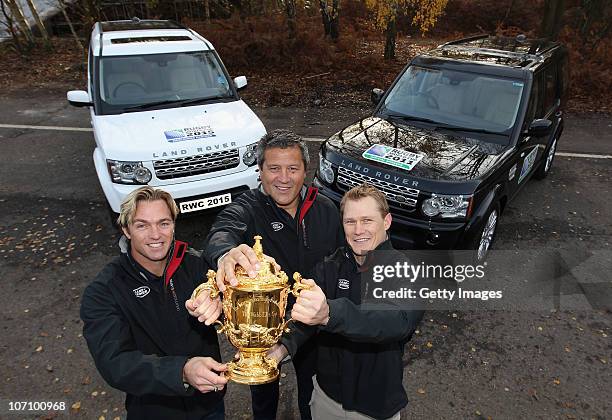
left=92, top=27, right=215, bottom=56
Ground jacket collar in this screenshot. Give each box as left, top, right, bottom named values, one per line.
left=119, top=236, right=188, bottom=287
left=344, top=237, right=394, bottom=272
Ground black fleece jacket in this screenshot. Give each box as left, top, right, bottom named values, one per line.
left=204, top=185, right=344, bottom=279
left=281, top=240, right=424, bottom=419
left=80, top=239, right=223, bottom=420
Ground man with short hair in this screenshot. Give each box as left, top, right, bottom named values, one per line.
left=190, top=129, right=344, bottom=419
left=81, top=187, right=226, bottom=420
left=273, top=183, right=423, bottom=419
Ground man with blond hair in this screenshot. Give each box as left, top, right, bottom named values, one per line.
left=271, top=183, right=423, bottom=419
left=81, top=186, right=226, bottom=420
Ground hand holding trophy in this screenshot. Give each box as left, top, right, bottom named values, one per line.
left=191, top=235, right=310, bottom=384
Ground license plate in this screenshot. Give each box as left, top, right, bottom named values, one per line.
left=179, top=193, right=232, bottom=213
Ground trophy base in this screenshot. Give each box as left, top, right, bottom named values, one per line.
left=226, top=349, right=279, bottom=385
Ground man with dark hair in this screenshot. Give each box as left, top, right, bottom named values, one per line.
left=81, top=187, right=227, bottom=420
left=271, top=183, right=424, bottom=419
left=189, top=129, right=344, bottom=419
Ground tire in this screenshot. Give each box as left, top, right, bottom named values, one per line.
left=471, top=203, right=500, bottom=264
left=534, top=135, right=558, bottom=180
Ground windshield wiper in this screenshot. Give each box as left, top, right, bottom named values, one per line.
left=382, top=112, right=459, bottom=130
left=122, top=95, right=232, bottom=112
left=123, top=99, right=182, bottom=112
left=435, top=125, right=503, bottom=135
left=178, top=95, right=231, bottom=107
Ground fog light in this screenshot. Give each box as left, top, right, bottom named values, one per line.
left=319, top=154, right=334, bottom=184
left=134, top=166, right=152, bottom=183
left=243, top=143, right=257, bottom=166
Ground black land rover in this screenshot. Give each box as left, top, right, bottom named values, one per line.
left=315, top=35, right=569, bottom=261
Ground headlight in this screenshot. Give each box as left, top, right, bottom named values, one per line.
left=242, top=143, right=257, bottom=166
left=318, top=153, right=335, bottom=184
left=107, top=160, right=152, bottom=184
left=422, top=194, right=472, bottom=218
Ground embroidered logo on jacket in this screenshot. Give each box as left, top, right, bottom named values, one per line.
left=133, top=286, right=151, bottom=298
left=271, top=222, right=284, bottom=232
left=338, top=279, right=350, bottom=290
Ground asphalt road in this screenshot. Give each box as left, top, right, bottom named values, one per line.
left=0, top=90, right=610, bottom=419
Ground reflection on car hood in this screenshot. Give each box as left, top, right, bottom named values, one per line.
left=326, top=117, right=507, bottom=181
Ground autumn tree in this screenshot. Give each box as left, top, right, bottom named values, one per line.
left=365, top=0, right=448, bottom=59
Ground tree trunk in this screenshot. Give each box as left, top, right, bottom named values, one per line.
left=5, top=0, right=34, bottom=42
left=329, top=0, right=339, bottom=40
left=0, top=0, right=24, bottom=52
left=384, top=17, right=396, bottom=60
left=204, top=0, right=210, bottom=22
left=319, top=0, right=331, bottom=37
left=285, top=0, right=296, bottom=39
left=501, top=0, right=515, bottom=26
left=57, top=0, right=85, bottom=54
left=539, top=0, right=566, bottom=40
left=24, top=0, right=51, bottom=47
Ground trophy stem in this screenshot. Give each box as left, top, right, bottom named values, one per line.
left=226, top=348, right=279, bottom=385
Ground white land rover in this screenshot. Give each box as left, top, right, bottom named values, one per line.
left=67, top=19, right=265, bottom=216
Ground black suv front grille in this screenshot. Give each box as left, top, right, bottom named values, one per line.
left=153, top=149, right=240, bottom=180
left=337, top=166, right=420, bottom=207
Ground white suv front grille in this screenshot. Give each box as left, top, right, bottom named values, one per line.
left=153, top=149, right=240, bottom=179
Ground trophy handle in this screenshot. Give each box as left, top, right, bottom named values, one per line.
left=291, top=272, right=311, bottom=297
left=191, top=269, right=221, bottom=300
left=281, top=273, right=314, bottom=333
left=191, top=270, right=226, bottom=332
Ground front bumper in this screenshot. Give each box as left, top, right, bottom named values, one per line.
left=95, top=148, right=259, bottom=213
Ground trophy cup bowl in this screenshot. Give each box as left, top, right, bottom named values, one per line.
left=192, top=235, right=310, bottom=385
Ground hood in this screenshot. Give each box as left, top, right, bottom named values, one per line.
left=92, top=100, right=266, bottom=161
left=326, top=117, right=506, bottom=181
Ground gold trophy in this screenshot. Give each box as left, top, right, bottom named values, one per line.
left=191, top=235, right=310, bottom=384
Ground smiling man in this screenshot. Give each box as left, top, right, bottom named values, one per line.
left=80, top=187, right=227, bottom=420
left=270, top=183, right=424, bottom=419
left=197, top=129, right=344, bottom=420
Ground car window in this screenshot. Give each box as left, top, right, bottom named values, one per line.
left=98, top=51, right=232, bottom=113
left=543, top=64, right=558, bottom=114
left=524, top=72, right=544, bottom=128
left=381, top=66, right=525, bottom=137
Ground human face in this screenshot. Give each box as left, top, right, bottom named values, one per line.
left=342, top=196, right=392, bottom=264
left=260, top=146, right=306, bottom=216
left=122, top=199, right=175, bottom=276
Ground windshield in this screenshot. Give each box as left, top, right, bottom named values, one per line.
left=98, top=51, right=233, bottom=114
left=380, top=66, right=525, bottom=137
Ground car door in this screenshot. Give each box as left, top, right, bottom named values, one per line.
left=508, top=71, right=544, bottom=199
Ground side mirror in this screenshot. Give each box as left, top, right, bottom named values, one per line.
left=233, top=76, right=247, bottom=90
left=67, top=90, right=92, bottom=107
left=527, top=118, right=553, bottom=137
left=371, top=88, right=384, bottom=105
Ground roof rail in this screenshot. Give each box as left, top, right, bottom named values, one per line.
left=441, top=34, right=489, bottom=47
left=97, top=21, right=103, bottom=57
left=437, top=44, right=545, bottom=64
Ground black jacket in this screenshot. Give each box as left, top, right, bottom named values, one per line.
left=281, top=240, right=424, bottom=419
left=80, top=238, right=223, bottom=420
left=204, top=185, right=344, bottom=279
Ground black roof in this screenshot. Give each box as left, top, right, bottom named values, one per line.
left=425, top=34, right=561, bottom=69
left=100, top=19, right=185, bottom=32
